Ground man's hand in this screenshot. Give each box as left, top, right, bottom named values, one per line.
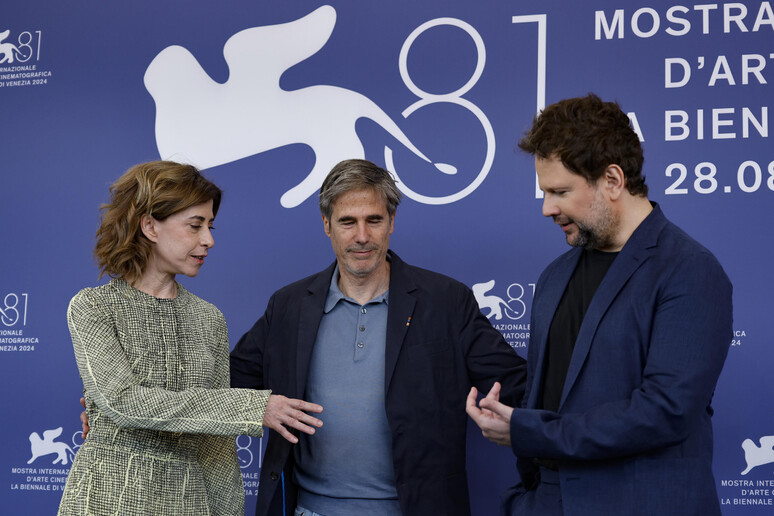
left=80, top=397, right=90, bottom=438
left=466, top=382, right=514, bottom=447
left=263, top=395, right=323, bottom=444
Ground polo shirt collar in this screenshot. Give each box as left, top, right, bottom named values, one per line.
left=324, top=264, right=389, bottom=313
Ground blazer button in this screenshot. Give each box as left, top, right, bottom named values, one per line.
left=270, top=472, right=279, bottom=481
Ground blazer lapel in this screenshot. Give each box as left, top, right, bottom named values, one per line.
left=384, top=251, right=416, bottom=393
left=295, top=261, right=336, bottom=398
left=558, top=204, right=667, bottom=410
left=526, top=249, right=582, bottom=409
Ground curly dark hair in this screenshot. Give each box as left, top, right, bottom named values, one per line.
left=95, top=161, right=222, bottom=282
left=518, top=94, right=647, bottom=196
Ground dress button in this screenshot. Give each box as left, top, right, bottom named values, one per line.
left=357, top=342, right=364, bottom=348
left=270, top=472, right=279, bottom=481
left=359, top=326, right=365, bottom=331
left=361, top=308, right=367, bottom=314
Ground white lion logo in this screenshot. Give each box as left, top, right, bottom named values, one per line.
left=144, top=5, right=454, bottom=208
left=472, top=280, right=520, bottom=320
left=741, top=434, right=774, bottom=475
left=28, top=427, right=75, bottom=465
left=0, top=29, right=28, bottom=64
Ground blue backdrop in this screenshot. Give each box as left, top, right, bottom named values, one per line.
left=2, top=1, right=772, bottom=514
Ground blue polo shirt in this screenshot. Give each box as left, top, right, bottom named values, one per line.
left=293, top=266, right=401, bottom=516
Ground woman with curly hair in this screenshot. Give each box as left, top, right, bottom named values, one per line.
left=58, top=161, right=322, bottom=515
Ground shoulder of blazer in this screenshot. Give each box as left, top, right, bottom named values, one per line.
left=269, top=260, right=337, bottom=302
left=387, top=249, right=473, bottom=299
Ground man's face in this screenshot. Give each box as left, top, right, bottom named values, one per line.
left=323, top=187, right=395, bottom=281
left=536, top=156, right=618, bottom=251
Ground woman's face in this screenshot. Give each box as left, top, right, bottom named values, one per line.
left=144, top=199, right=215, bottom=279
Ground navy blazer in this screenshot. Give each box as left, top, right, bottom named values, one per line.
left=231, top=250, right=527, bottom=516
left=506, top=205, right=733, bottom=516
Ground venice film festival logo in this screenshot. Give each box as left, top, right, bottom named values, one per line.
left=0, top=29, right=30, bottom=64
left=0, top=28, right=41, bottom=64
left=143, top=5, right=546, bottom=207
left=473, top=279, right=533, bottom=350
left=741, top=434, right=774, bottom=475
left=26, top=427, right=81, bottom=466
left=1, top=293, right=29, bottom=327
left=473, top=279, right=534, bottom=321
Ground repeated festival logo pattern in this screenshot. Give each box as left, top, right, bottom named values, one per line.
left=742, top=435, right=774, bottom=475
left=27, top=428, right=75, bottom=466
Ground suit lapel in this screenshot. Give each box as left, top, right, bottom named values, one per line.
left=526, top=249, right=582, bottom=409
left=384, top=251, right=416, bottom=393
left=295, top=262, right=336, bottom=398
left=558, top=204, right=667, bottom=410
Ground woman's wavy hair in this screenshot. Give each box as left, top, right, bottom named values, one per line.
left=94, top=161, right=222, bottom=281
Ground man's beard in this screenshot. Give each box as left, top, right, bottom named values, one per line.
left=569, top=194, right=617, bottom=250
left=573, top=223, right=607, bottom=250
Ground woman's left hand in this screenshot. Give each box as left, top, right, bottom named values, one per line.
left=263, top=395, right=323, bottom=444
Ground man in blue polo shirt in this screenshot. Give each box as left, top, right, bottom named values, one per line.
left=230, top=159, right=527, bottom=516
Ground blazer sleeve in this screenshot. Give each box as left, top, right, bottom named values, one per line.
left=68, top=289, right=270, bottom=436
left=230, top=293, right=273, bottom=389
left=456, top=282, right=527, bottom=407
left=509, top=250, right=732, bottom=460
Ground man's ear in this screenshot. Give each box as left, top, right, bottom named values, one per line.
left=602, top=164, right=625, bottom=200
left=322, top=214, right=331, bottom=238
left=140, top=214, right=159, bottom=243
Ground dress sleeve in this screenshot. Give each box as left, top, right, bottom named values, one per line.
left=68, top=289, right=270, bottom=436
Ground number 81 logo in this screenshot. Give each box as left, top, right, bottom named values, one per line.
left=1, top=293, right=29, bottom=327
left=236, top=435, right=264, bottom=469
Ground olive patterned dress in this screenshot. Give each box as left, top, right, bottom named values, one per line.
left=58, top=279, right=270, bottom=515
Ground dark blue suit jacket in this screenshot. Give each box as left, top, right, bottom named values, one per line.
left=231, top=251, right=527, bottom=516
left=505, top=204, right=732, bottom=516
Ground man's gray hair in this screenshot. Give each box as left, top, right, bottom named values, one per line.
left=319, top=159, right=401, bottom=219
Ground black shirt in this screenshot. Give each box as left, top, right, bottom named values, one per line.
left=541, top=248, right=618, bottom=412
